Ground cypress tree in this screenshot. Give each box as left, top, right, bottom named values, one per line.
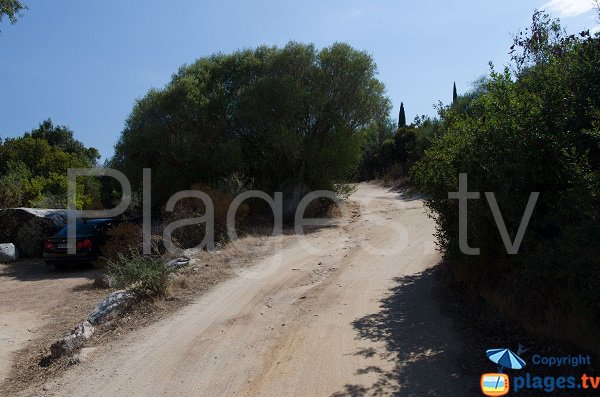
left=398, top=102, right=406, bottom=128
left=453, top=82, right=458, bottom=104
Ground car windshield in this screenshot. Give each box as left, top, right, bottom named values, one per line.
left=55, top=223, right=101, bottom=237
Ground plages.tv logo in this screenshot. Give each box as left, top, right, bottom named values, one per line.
left=481, top=347, right=526, bottom=396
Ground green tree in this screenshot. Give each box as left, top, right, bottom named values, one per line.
left=112, top=42, right=391, bottom=205
left=0, top=161, right=30, bottom=208
left=452, top=82, right=458, bottom=103
left=0, top=121, right=101, bottom=209
left=25, top=119, right=100, bottom=165
left=398, top=102, right=406, bottom=128
left=357, top=119, right=396, bottom=179
left=0, top=0, right=26, bottom=25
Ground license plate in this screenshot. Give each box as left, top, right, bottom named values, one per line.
left=57, top=243, right=70, bottom=249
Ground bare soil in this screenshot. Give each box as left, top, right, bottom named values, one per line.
left=1, top=231, right=285, bottom=395
left=0, top=260, right=105, bottom=386
left=7, top=183, right=475, bottom=397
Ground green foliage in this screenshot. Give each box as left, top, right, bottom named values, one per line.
left=358, top=78, right=485, bottom=182
left=333, top=183, right=357, bottom=200
left=25, top=119, right=100, bottom=165
left=411, top=14, right=600, bottom=338
left=0, top=161, right=29, bottom=207
left=0, top=0, right=26, bottom=25
left=452, top=82, right=457, bottom=103
left=112, top=42, right=391, bottom=205
left=509, top=10, right=567, bottom=72
left=395, top=116, right=438, bottom=169
left=398, top=102, right=406, bottom=128
left=107, top=251, right=172, bottom=299
left=0, top=119, right=100, bottom=209
left=357, top=119, right=396, bottom=179
left=447, top=76, right=488, bottom=116
left=357, top=115, right=438, bottom=180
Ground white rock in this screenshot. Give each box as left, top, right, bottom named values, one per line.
left=165, top=257, right=190, bottom=270
left=88, top=290, right=135, bottom=325
left=50, top=321, right=95, bottom=358
left=0, top=243, right=18, bottom=263
left=0, top=208, right=77, bottom=257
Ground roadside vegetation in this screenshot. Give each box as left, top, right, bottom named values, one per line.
left=107, top=251, right=172, bottom=299
left=411, top=11, right=600, bottom=352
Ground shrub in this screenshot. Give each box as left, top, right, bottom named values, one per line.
left=218, top=173, right=254, bottom=197
left=163, top=183, right=249, bottom=249
left=381, top=164, right=406, bottom=187
left=333, top=183, right=357, bottom=200
left=97, top=222, right=171, bottom=267
left=97, top=222, right=143, bottom=265
left=107, top=251, right=171, bottom=298
left=0, top=162, right=29, bottom=208
left=410, top=13, right=600, bottom=351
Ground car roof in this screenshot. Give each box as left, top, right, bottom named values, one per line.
left=77, top=218, right=113, bottom=224
left=53, top=219, right=114, bottom=237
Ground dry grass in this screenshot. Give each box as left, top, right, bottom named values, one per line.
left=94, top=222, right=142, bottom=268
left=162, top=183, right=249, bottom=249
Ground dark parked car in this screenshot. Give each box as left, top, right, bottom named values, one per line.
left=43, top=218, right=114, bottom=269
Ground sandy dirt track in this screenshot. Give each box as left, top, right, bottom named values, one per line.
left=0, top=261, right=103, bottom=386
left=26, top=183, right=469, bottom=396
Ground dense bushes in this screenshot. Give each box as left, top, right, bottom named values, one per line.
left=358, top=116, right=438, bottom=181
left=357, top=120, right=397, bottom=179
left=411, top=13, right=600, bottom=349
left=97, top=222, right=144, bottom=265
left=111, top=42, right=390, bottom=207
left=163, top=182, right=250, bottom=249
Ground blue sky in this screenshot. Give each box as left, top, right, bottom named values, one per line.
left=1, top=0, right=599, bottom=161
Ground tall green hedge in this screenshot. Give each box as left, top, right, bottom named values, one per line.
left=411, top=14, right=600, bottom=347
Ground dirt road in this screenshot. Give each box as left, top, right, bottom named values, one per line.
left=0, top=261, right=103, bottom=385
left=29, top=183, right=470, bottom=396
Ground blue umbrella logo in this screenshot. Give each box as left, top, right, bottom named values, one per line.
left=486, top=348, right=526, bottom=373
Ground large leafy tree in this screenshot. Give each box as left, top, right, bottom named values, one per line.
left=112, top=42, right=390, bottom=204
left=0, top=120, right=100, bottom=208
left=25, top=119, right=100, bottom=165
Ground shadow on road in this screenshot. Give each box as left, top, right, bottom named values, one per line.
left=332, top=267, right=476, bottom=397
left=392, top=190, right=424, bottom=202
left=0, top=259, right=99, bottom=282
